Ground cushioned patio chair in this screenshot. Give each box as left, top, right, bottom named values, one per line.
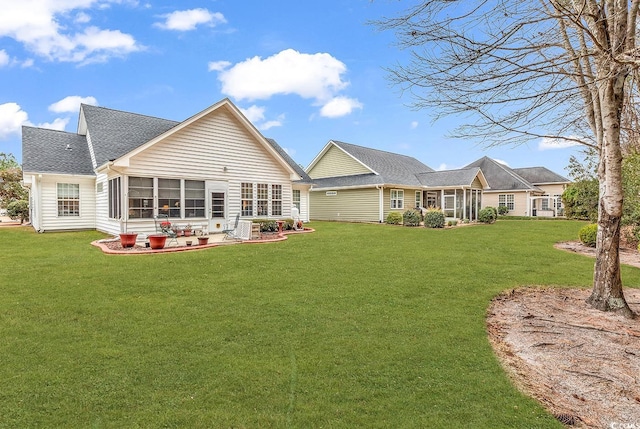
left=154, top=214, right=179, bottom=247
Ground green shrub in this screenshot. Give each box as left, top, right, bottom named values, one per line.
left=403, top=209, right=421, bottom=227
left=424, top=208, right=445, bottom=228
left=6, top=199, right=28, bottom=223
left=386, top=212, right=403, bottom=225
left=478, top=207, right=497, bottom=224
left=578, top=223, right=598, bottom=247
left=497, top=205, right=509, bottom=216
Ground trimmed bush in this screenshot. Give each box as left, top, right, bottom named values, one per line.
left=497, top=205, right=509, bottom=216
left=403, top=209, right=422, bottom=227
left=386, top=212, right=403, bottom=225
left=579, top=223, right=598, bottom=247
left=6, top=199, right=28, bottom=223
left=478, top=207, right=497, bottom=224
left=424, top=208, right=445, bottom=228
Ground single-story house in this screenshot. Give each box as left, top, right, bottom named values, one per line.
left=464, top=157, right=570, bottom=217
left=22, top=98, right=312, bottom=235
left=305, top=140, right=489, bottom=222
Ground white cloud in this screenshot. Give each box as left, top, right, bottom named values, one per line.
left=437, top=163, right=448, bottom=171
left=411, top=121, right=419, bottom=129
left=538, top=136, right=582, bottom=150
left=21, top=58, right=35, bottom=68
left=155, top=8, right=226, bottom=31
left=208, top=60, right=231, bottom=72
left=320, top=96, right=363, bottom=118
left=49, top=95, right=98, bottom=113
left=37, top=117, right=70, bottom=131
left=75, top=12, right=91, bottom=23
left=0, top=50, right=9, bottom=67
left=0, top=103, right=29, bottom=139
left=0, top=1, right=142, bottom=64
left=239, top=105, right=284, bottom=130
left=494, top=158, right=510, bottom=166
left=239, top=105, right=265, bottom=123
left=217, top=49, right=350, bottom=102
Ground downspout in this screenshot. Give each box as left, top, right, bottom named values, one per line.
left=376, top=185, right=383, bottom=222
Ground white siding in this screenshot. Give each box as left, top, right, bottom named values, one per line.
left=37, top=174, right=96, bottom=231
left=116, top=106, right=298, bottom=231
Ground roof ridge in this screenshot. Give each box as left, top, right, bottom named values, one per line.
left=333, top=140, right=422, bottom=160
left=81, top=103, right=179, bottom=123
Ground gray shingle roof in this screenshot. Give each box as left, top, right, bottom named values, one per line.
left=464, top=156, right=542, bottom=191
left=22, top=126, right=95, bottom=175
left=309, top=173, right=383, bottom=189
left=512, top=167, right=570, bottom=184
left=416, top=167, right=483, bottom=187
left=81, top=104, right=179, bottom=167
left=331, top=140, right=434, bottom=186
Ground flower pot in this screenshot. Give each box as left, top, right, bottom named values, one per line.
left=198, top=237, right=209, bottom=245
left=184, top=230, right=192, bottom=237
left=119, top=233, right=138, bottom=248
left=148, top=234, right=167, bottom=249
left=186, top=240, right=192, bottom=246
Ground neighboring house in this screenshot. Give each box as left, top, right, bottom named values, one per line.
left=306, top=140, right=488, bottom=222
left=464, top=156, right=570, bottom=217
left=22, top=98, right=312, bottom=234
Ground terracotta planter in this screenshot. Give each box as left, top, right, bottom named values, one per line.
left=184, top=229, right=192, bottom=237
left=119, top=233, right=138, bottom=248
left=148, top=234, right=167, bottom=249
left=198, top=237, right=209, bottom=245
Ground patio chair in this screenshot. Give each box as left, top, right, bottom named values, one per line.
left=223, top=213, right=241, bottom=240
left=154, top=214, right=179, bottom=247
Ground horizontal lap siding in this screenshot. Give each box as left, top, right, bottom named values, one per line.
left=123, top=107, right=294, bottom=220
left=40, top=175, right=96, bottom=231
left=382, top=188, right=416, bottom=221
left=308, top=145, right=370, bottom=179
left=310, top=188, right=379, bottom=222
left=483, top=191, right=529, bottom=216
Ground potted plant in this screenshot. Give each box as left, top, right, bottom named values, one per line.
left=197, top=236, right=209, bottom=245
left=119, top=232, right=138, bottom=248
left=183, top=224, right=193, bottom=237
left=148, top=234, right=167, bottom=249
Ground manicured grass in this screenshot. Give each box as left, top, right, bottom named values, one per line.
left=1, top=221, right=638, bottom=428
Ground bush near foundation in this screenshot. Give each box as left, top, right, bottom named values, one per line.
left=424, top=208, right=445, bottom=228
left=403, top=209, right=422, bottom=227
left=386, top=212, right=403, bottom=225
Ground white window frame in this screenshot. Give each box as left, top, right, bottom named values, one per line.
left=57, top=183, right=80, bottom=217
left=390, top=189, right=404, bottom=209
left=498, top=194, right=515, bottom=211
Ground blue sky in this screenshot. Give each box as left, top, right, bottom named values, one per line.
left=0, top=0, right=582, bottom=175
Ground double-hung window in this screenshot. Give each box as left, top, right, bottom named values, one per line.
left=185, top=180, right=205, bottom=218
left=498, top=194, right=515, bottom=211
left=390, top=189, right=404, bottom=209
left=158, top=178, right=181, bottom=218
left=256, top=184, right=269, bottom=216
left=292, top=189, right=301, bottom=211
left=57, top=183, right=80, bottom=216
left=271, top=184, right=282, bottom=216
left=128, top=177, right=154, bottom=219
left=241, top=183, right=254, bottom=216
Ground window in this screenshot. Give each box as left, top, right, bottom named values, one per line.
left=257, top=183, right=269, bottom=216
left=211, top=192, right=225, bottom=218
left=271, top=184, right=282, bottom=216
left=415, top=191, right=422, bottom=208
left=241, top=182, right=253, bottom=216
left=185, top=180, right=205, bottom=218
left=57, top=183, right=80, bottom=216
left=158, top=178, right=181, bottom=218
left=292, top=189, right=301, bottom=211
left=498, top=194, right=515, bottom=211
left=541, top=194, right=550, bottom=210
left=390, top=189, right=404, bottom=209
left=108, top=177, right=121, bottom=219
left=128, top=177, right=154, bottom=219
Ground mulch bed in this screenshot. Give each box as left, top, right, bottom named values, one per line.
left=488, top=241, right=640, bottom=428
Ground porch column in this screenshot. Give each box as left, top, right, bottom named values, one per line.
left=462, top=188, right=467, bottom=220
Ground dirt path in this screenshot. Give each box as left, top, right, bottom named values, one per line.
left=487, top=242, right=640, bottom=428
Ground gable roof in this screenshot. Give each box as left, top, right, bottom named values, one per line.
left=512, top=166, right=570, bottom=185
left=416, top=167, right=488, bottom=188
left=265, top=138, right=313, bottom=183
left=464, top=156, right=542, bottom=192
left=307, top=140, right=434, bottom=188
left=22, top=126, right=95, bottom=176
left=80, top=104, right=179, bottom=168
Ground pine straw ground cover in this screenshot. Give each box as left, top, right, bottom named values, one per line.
left=0, top=220, right=639, bottom=428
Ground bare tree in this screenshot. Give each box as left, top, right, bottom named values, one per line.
left=375, top=1, right=638, bottom=318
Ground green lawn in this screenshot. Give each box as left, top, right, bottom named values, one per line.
left=1, top=220, right=637, bottom=428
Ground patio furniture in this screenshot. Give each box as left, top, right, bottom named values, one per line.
left=223, top=214, right=241, bottom=240
left=154, top=214, right=179, bottom=247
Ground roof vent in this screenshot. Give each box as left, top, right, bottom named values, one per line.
left=65, top=144, right=72, bottom=151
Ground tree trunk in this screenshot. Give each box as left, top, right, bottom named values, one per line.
left=586, top=205, right=635, bottom=318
